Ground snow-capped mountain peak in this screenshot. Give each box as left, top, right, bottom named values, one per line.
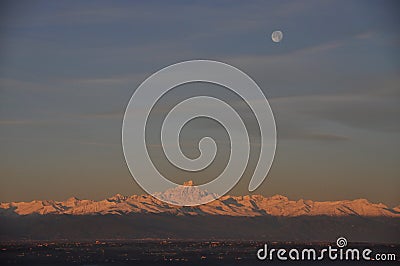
left=152, top=180, right=218, bottom=206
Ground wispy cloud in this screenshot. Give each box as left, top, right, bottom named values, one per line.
left=355, top=31, right=375, bottom=40
left=227, top=38, right=345, bottom=67
left=80, top=112, right=123, bottom=119
left=0, top=119, right=44, bottom=125
left=271, top=89, right=400, bottom=134
left=301, top=132, right=349, bottom=141
left=79, top=141, right=119, bottom=147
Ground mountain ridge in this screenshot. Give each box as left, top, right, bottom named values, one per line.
left=1, top=193, right=399, bottom=217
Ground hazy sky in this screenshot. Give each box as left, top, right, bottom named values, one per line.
left=1, top=0, right=399, bottom=206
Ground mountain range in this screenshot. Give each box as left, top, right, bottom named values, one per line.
left=1, top=183, right=399, bottom=242
left=1, top=182, right=399, bottom=217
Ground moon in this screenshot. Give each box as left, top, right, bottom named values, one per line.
left=271, top=30, right=283, bottom=43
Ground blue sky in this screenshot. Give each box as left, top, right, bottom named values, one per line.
left=0, top=0, right=399, bottom=206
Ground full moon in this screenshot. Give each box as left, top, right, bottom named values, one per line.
left=271, top=30, right=283, bottom=43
